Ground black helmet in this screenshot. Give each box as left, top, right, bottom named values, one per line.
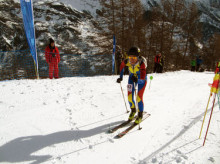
left=128, top=46, right=140, bottom=56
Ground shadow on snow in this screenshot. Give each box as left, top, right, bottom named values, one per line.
left=0, top=120, right=122, bottom=164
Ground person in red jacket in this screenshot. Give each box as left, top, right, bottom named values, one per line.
left=215, top=61, right=220, bottom=74
left=45, top=38, right=60, bottom=79
left=153, top=53, right=163, bottom=73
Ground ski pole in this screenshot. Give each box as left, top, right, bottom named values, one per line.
left=203, top=93, right=217, bottom=146
left=120, top=83, right=129, bottom=113
left=199, top=93, right=212, bottom=139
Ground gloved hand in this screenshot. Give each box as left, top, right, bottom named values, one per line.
left=131, top=75, right=138, bottom=83
left=116, top=78, right=122, bottom=83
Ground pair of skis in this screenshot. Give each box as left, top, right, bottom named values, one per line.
left=108, top=112, right=151, bottom=138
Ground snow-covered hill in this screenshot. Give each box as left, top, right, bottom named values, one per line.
left=0, top=71, right=220, bottom=164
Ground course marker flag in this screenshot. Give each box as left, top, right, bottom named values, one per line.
left=20, top=0, right=39, bottom=78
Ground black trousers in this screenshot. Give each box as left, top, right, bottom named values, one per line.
left=154, top=63, right=163, bottom=73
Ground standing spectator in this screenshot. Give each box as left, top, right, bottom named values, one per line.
left=191, top=58, right=196, bottom=71
left=196, top=56, right=203, bottom=72
left=122, top=51, right=129, bottom=75
left=45, top=38, right=60, bottom=79
left=154, top=53, right=163, bottom=73
left=158, top=54, right=164, bottom=73
left=215, top=61, right=220, bottom=74
left=115, top=48, right=122, bottom=75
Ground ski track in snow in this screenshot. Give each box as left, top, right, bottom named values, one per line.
left=0, top=71, right=220, bottom=164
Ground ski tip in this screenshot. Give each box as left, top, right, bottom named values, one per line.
left=114, top=135, right=122, bottom=139
left=114, top=132, right=126, bottom=139
left=107, top=129, right=114, bottom=133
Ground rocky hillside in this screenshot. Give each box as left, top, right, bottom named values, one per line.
left=196, top=0, right=220, bottom=40
left=0, top=0, right=111, bottom=80
left=0, top=0, right=220, bottom=80
left=1, top=0, right=220, bottom=53
left=146, top=0, right=220, bottom=40
left=0, top=0, right=108, bottom=54
left=0, top=0, right=24, bottom=51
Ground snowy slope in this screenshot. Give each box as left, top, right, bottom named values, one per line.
left=0, top=71, right=220, bottom=164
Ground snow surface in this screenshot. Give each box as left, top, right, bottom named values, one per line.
left=0, top=71, right=220, bottom=164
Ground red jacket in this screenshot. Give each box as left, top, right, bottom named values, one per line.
left=154, top=54, right=161, bottom=63
left=45, top=45, right=60, bottom=64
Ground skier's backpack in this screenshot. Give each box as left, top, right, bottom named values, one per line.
left=139, top=56, right=147, bottom=68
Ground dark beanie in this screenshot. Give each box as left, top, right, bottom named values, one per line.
left=49, top=38, right=54, bottom=44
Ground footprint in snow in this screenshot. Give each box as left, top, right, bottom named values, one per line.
left=175, top=156, right=182, bottom=163
left=62, top=97, right=67, bottom=103
left=92, top=104, right=98, bottom=108
left=181, top=154, right=188, bottom=160
left=107, top=138, right=114, bottom=143
left=166, top=132, right=173, bottom=136
left=210, top=132, right=215, bottom=136
left=208, top=157, right=215, bottom=163
left=56, top=157, right=61, bottom=160
left=130, top=157, right=136, bottom=161
left=152, top=157, right=157, bottom=163
left=9, top=105, right=15, bottom=109
left=177, top=150, right=182, bottom=154
left=66, top=108, right=71, bottom=112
